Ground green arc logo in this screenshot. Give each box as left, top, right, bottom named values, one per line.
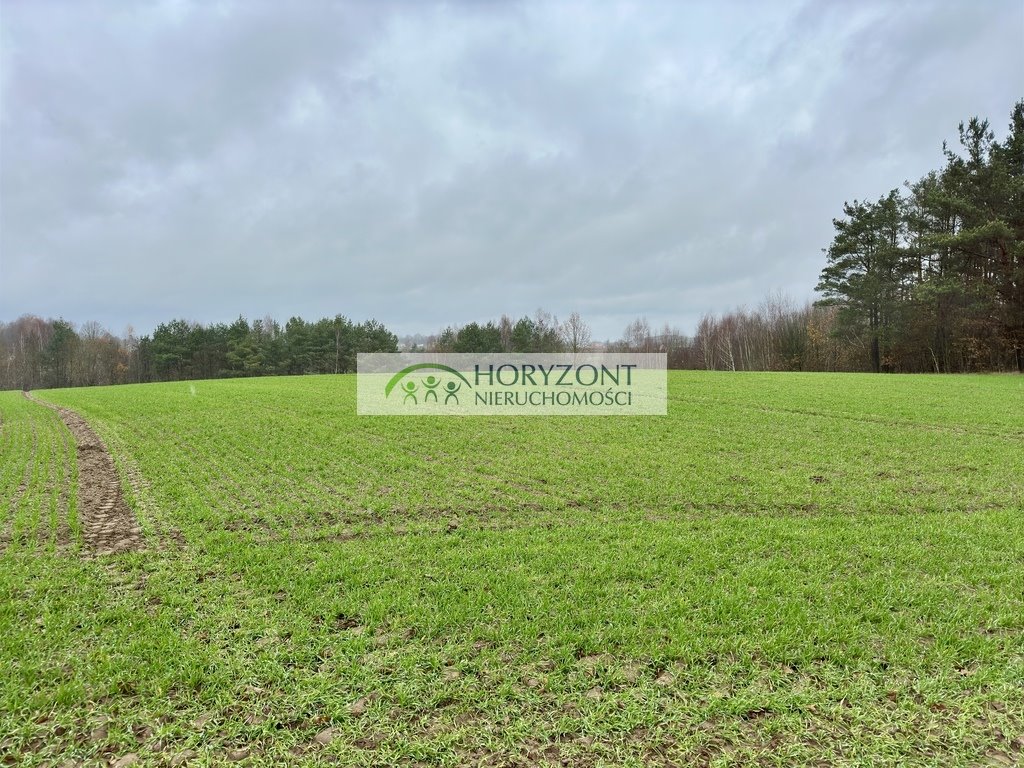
left=384, top=364, right=473, bottom=401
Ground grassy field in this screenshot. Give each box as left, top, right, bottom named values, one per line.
left=2, top=372, right=1022, bottom=766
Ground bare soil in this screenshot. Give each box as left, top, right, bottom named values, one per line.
left=24, top=393, right=144, bottom=555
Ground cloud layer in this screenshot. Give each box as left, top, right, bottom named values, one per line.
left=2, top=0, right=1022, bottom=338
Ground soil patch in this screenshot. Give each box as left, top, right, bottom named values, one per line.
left=24, top=392, right=144, bottom=555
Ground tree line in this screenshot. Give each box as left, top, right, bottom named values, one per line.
left=0, top=314, right=398, bottom=391
left=816, top=101, right=1023, bottom=373
left=423, top=310, right=584, bottom=354
left=611, top=299, right=853, bottom=372
left=417, top=296, right=846, bottom=372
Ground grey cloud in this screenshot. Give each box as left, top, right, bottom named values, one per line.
left=1, top=0, right=1021, bottom=340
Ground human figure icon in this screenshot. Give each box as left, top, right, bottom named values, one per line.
left=402, top=380, right=418, bottom=404
left=444, top=380, right=461, bottom=404
left=422, top=375, right=441, bottom=403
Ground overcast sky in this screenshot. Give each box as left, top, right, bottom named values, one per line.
left=1, top=1, right=1021, bottom=339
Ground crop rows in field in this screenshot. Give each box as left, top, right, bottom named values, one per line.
left=0, top=392, right=77, bottom=553
left=5, top=372, right=1020, bottom=766
left=42, top=373, right=1024, bottom=548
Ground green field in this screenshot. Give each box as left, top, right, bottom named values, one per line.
left=0, top=392, right=78, bottom=556
left=2, top=373, right=1023, bottom=766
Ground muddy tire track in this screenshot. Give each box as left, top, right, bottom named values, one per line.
left=24, top=393, right=144, bottom=556
left=51, top=413, right=76, bottom=552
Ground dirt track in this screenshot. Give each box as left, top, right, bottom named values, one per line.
left=24, top=393, right=144, bottom=555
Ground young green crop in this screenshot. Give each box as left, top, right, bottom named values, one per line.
left=0, top=391, right=78, bottom=555
left=2, top=373, right=1022, bottom=766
